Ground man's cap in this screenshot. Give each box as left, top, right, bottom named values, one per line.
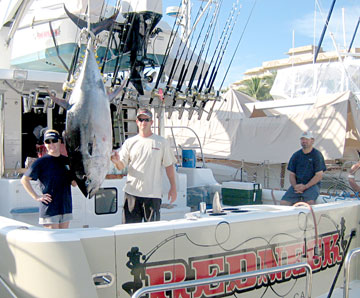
left=137, top=108, right=152, bottom=119
left=44, top=130, right=60, bottom=142
left=300, top=131, right=314, bottom=139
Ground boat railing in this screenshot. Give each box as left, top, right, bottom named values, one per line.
left=0, top=275, right=18, bottom=298
left=162, top=126, right=206, bottom=168
left=132, top=262, right=313, bottom=298
left=343, top=247, right=360, bottom=298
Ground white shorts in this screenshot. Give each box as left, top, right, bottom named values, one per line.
left=39, top=213, right=73, bottom=225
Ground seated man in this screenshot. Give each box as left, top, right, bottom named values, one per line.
left=281, top=131, right=326, bottom=205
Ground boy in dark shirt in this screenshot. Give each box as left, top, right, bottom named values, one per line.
left=21, top=130, right=77, bottom=229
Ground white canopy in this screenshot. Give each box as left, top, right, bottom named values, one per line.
left=164, top=90, right=360, bottom=164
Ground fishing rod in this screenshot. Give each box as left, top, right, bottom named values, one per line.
left=176, top=4, right=213, bottom=92
left=166, top=24, right=198, bottom=118
left=165, top=0, right=215, bottom=95
left=206, top=1, right=241, bottom=92
left=219, top=0, right=256, bottom=92
left=149, top=0, right=184, bottom=105
left=111, top=4, right=137, bottom=87
left=169, top=3, right=214, bottom=119
left=187, top=0, right=222, bottom=90
left=195, top=0, right=224, bottom=91
left=202, top=0, right=257, bottom=121
left=164, top=1, right=206, bottom=94
left=164, top=2, right=208, bottom=117
left=348, top=17, right=360, bottom=53
left=187, top=0, right=241, bottom=120
left=313, top=0, right=337, bottom=63
left=198, top=0, right=238, bottom=94
left=175, top=0, right=222, bottom=119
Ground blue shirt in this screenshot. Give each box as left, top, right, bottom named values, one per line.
left=287, top=148, right=326, bottom=185
left=25, top=154, right=74, bottom=218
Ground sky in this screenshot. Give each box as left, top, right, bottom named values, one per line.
left=161, top=0, right=360, bottom=89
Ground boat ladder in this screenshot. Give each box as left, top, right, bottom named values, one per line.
left=343, top=247, right=360, bottom=298
left=132, top=262, right=313, bottom=298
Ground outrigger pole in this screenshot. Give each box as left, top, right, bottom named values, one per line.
left=313, top=0, right=337, bottom=63
left=348, top=17, right=360, bottom=53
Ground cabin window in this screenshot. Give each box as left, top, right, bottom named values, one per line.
left=95, top=188, right=118, bottom=215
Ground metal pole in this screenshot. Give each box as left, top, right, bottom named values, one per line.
left=132, top=262, right=312, bottom=298
left=348, top=17, right=360, bottom=53
left=343, top=246, right=360, bottom=297
left=313, top=0, right=337, bottom=63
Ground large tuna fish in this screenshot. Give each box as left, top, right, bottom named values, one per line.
left=51, top=8, right=118, bottom=198
left=65, top=37, right=113, bottom=198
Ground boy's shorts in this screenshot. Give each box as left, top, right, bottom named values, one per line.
left=39, top=213, right=73, bottom=224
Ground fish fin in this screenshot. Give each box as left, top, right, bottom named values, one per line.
left=76, top=178, right=89, bottom=198
left=108, top=74, right=129, bottom=102
left=64, top=5, right=88, bottom=30
left=48, top=92, right=71, bottom=110
left=64, top=5, right=118, bottom=36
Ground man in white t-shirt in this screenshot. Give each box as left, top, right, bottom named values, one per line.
left=111, top=108, right=177, bottom=223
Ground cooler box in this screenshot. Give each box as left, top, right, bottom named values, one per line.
left=222, top=181, right=262, bottom=206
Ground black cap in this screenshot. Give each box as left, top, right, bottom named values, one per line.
left=44, top=130, right=60, bottom=142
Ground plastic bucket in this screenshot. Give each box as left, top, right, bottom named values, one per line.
left=182, top=149, right=196, bottom=168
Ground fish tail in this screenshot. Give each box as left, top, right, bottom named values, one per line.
left=64, top=5, right=118, bottom=36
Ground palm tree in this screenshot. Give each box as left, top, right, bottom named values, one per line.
left=237, top=73, right=276, bottom=101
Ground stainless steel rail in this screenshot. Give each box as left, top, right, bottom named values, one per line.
left=132, top=262, right=312, bottom=298
left=163, top=126, right=206, bottom=168
left=343, top=247, right=360, bottom=298
left=0, top=275, right=18, bottom=298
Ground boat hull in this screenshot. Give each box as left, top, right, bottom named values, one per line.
left=0, top=201, right=359, bottom=297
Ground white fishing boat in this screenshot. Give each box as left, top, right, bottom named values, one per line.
left=1, top=0, right=360, bottom=298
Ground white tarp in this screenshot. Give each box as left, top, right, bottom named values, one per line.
left=164, top=89, right=258, bottom=158
left=164, top=90, right=360, bottom=164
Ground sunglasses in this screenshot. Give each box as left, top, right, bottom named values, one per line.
left=137, top=118, right=151, bottom=122
left=45, top=139, right=59, bottom=144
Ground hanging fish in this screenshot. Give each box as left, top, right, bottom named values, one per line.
left=49, top=7, right=119, bottom=198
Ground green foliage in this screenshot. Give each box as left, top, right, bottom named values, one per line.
left=237, top=73, right=276, bottom=101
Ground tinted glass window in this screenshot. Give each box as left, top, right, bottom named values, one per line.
left=95, top=188, right=118, bottom=215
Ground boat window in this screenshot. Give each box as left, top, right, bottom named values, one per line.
left=95, top=188, right=118, bottom=215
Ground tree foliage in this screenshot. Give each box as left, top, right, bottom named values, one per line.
left=237, top=73, right=276, bottom=101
